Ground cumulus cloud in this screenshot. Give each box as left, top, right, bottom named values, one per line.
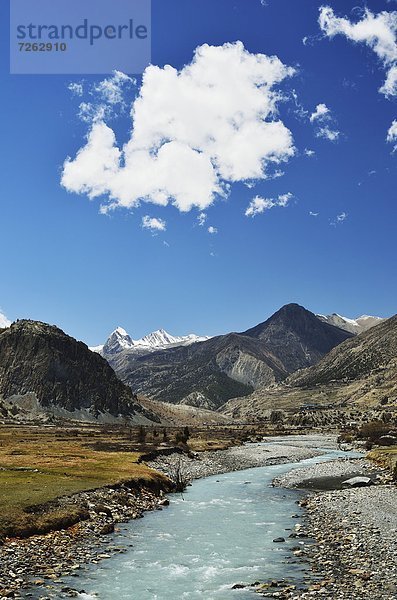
left=387, top=119, right=397, bottom=151
left=141, top=215, right=166, bottom=232
left=304, top=148, right=316, bottom=157
left=207, top=226, right=218, bottom=234
left=245, top=192, right=293, bottom=217
left=319, top=6, right=397, bottom=97
left=309, top=103, right=330, bottom=122
left=309, top=102, right=341, bottom=141
left=62, top=42, right=296, bottom=215
left=0, top=309, right=11, bottom=328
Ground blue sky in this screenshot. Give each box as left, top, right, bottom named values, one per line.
left=0, top=0, right=396, bottom=345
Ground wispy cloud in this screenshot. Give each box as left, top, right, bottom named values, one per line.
left=245, top=192, right=293, bottom=217
left=387, top=119, right=397, bottom=151
left=62, top=42, right=296, bottom=218
left=68, top=82, right=84, bottom=96
left=71, top=71, right=135, bottom=124
left=319, top=6, right=397, bottom=97
left=309, top=211, right=319, bottom=217
left=331, top=211, right=348, bottom=226
left=141, top=215, right=167, bottom=233
left=197, top=212, right=207, bottom=226
left=309, top=103, right=341, bottom=142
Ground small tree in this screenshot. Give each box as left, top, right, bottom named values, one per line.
left=168, top=457, right=190, bottom=492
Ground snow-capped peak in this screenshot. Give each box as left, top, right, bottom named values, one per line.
left=100, top=326, right=135, bottom=355
left=317, top=313, right=384, bottom=335
left=136, top=329, right=187, bottom=348
left=114, top=326, right=129, bottom=336
left=90, top=326, right=210, bottom=355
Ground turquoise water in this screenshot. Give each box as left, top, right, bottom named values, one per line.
left=43, top=448, right=353, bottom=600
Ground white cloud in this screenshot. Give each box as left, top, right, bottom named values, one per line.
left=94, top=71, right=135, bottom=106
left=309, top=103, right=330, bottom=122
left=309, top=102, right=341, bottom=141
left=68, top=82, right=83, bottom=96
left=309, top=211, right=319, bottom=216
left=141, top=215, right=166, bottom=232
left=0, top=309, right=11, bottom=328
left=316, top=126, right=340, bottom=142
left=387, top=119, right=397, bottom=151
left=75, top=71, right=135, bottom=124
left=245, top=192, right=293, bottom=217
left=331, top=211, right=348, bottom=225
left=304, top=148, right=316, bottom=157
left=319, top=6, right=397, bottom=97
left=208, top=226, right=218, bottom=234
left=62, top=42, right=296, bottom=216
left=197, top=212, right=207, bottom=226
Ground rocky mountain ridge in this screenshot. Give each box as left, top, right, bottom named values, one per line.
left=220, top=314, right=397, bottom=420
left=109, top=304, right=354, bottom=409
left=0, top=320, right=158, bottom=423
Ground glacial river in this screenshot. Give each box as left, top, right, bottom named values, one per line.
left=42, top=447, right=355, bottom=600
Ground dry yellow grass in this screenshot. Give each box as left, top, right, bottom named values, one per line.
left=0, top=425, right=164, bottom=537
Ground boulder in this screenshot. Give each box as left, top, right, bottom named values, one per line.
left=341, top=476, right=374, bottom=488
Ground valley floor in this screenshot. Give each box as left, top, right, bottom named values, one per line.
left=0, top=432, right=396, bottom=599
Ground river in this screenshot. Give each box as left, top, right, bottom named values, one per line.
left=43, top=447, right=355, bottom=600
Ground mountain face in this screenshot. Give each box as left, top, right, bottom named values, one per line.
left=221, top=314, right=397, bottom=419
left=289, top=314, right=397, bottom=388
left=90, top=327, right=210, bottom=357
left=242, top=304, right=353, bottom=373
left=0, top=320, right=158, bottom=422
left=317, top=313, right=384, bottom=335
left=108, top=304, right=353, bottom=409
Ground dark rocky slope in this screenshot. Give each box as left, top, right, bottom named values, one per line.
left=0, top=320, right=157, bottom=421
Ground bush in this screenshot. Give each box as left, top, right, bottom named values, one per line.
left=357, top=420, right=390, bottom=443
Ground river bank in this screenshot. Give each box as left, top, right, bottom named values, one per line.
left=0, top=434, right=328, bottom=599
left=268, top=454, right=397, bottom=599
left=1, top=434, right=395, bottom=600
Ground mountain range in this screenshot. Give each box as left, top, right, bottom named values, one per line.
left=90, top=327, right=210, bottom=357
left=106, top=304, right=356, bottom=409
left=221, top=313, right=397, bottom=420
left=0, top=305, right=389, bottom=423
